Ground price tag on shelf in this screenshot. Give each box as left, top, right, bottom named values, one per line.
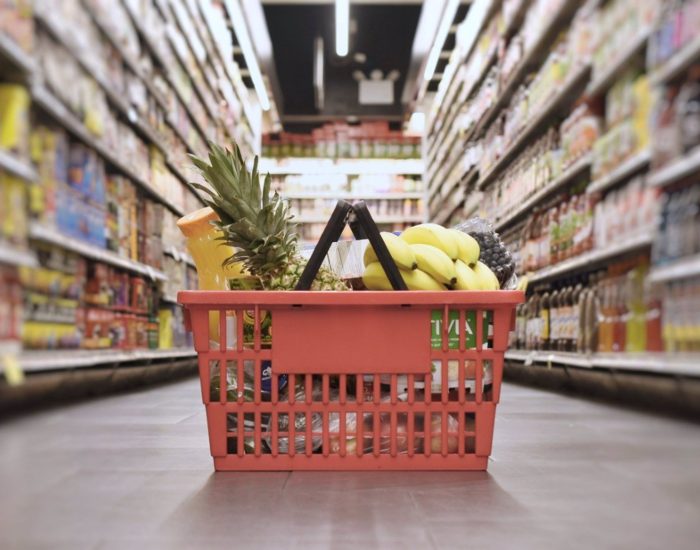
left=146, top=265, right=156, bottom=282
left=2, top=354, right=25, bottom=386
left=170, top=246, right=182, bottom=263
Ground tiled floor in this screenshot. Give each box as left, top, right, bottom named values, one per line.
left=1, top=378, right=699, bottom=549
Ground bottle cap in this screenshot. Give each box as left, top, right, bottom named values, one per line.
left=177, top=207, right=220, bottom=238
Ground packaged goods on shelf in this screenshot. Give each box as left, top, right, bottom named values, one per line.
left=158, top=305, right=191, bottom=350
left=0, top=171, right=29, bottom=248
left=19, top=250, right=85, bottom=350
left=288, top=197, right=424, bottom=221
left=514, top=255, right=662, bottom=354
left=647, top=0, right=700, bottom=71
left=593, top=178, right=659, bottom=250
left=662, top=276, right=700, bottom=352
left=503, top=176, right=657, bottom=276
left=0, top=84, right=30, bottom=156
left=0, top=265, right=23, bottom=344
left=653, top=183, right=700, bottom=266
left=652, top=65, right=700, bottom=168
left=520, top=0, right=567, bottom=52
left=591, top=0, right=661, bottom=80
left=263, top=122, right=420, bottom=160
left=592, top=73, right=653, bottom=179
left=0, top=0, right=33, bottom=52
left=486, top=107, right=599, bottom=225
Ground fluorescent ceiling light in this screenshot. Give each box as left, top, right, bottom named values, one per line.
left=336, top=0, right=349, bottom=57
left=225, top=0, right=271, bottom=111
left=422, top=0, right=459, bottom=81
left=314, top=37, right=325, bottom=110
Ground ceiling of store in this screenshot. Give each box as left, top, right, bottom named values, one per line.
left=261, top=1, right=423, bottom=131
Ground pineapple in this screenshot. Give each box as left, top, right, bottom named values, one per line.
left=191, top=142, right=348, bottom=291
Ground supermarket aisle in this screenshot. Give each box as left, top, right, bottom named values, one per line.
left=1, top=380, right=699, bottom=549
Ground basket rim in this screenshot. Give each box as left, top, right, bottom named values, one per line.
left=177, top=290, right=525, bottom=307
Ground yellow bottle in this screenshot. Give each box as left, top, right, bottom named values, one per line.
left=177, top=207, right=245, bottom=341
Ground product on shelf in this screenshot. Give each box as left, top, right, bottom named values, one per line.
left=0, top=1, right=33, bottom=52
left=652, top=65, right=700, bottom=168
left=0, top=265, right=23, bottom=345
left=263, top=121, right=420, bottom=160
left=591, top=0, right=661, bottom=80
left=515, top=255, right=663, bottom=354
left=653, top=182, right=700, bottom=266
left=662, top=276, right=700, bottom=352
left=593, top=71, right=653, bottom=179
left=0, top=84, right=30, bottom=158
left=0, top=170, right=29, bottom=248
left=647, top=0, right=700, bottom=72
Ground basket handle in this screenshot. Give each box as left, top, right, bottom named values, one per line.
left=294, top=200, right=407, bottom=290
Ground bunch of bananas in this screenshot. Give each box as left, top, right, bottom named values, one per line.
left=362, top=223, right=501, bottom=291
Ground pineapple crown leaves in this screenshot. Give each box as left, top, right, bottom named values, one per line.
left=189, top=142, right=299, bottom=278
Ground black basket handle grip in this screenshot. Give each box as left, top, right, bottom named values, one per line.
left=351, top=201, right=406, bottom=290
left=295, top=200, right=407, bottom=290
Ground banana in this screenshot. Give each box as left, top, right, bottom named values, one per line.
left=454, top=259, right=480, bottom=290
left=472, top=261, right=500, bottom=290
left=403, top=268, right=445, bottom=291
left=400, top=223, right=459, bottom=260
left=409, top=243, right=457, bottom=286
left=450, top=229, right=480, bottom=266
left=362, top=262, right=445, bottom=291
left=363, top=232, right=417, bottom=270
left=362, top=262, right=394, bottom=290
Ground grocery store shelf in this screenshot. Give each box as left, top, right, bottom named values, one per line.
left=429, top=46, right=498, bottom=167
left=649, top=254, right=700, bottom=284
left=34, top=11, right=169, bottom=156
left=20, top=348, right=196, bottom=373
left=528, top=231, right=654, bottom=283
left=282, top=192, right=424, bottom=200
left=164, top=246, right=195, bottom=268
left=0, top=242, right=38, bottom=268
left=586, top=149, right=651, bottom=195
left=462, top=189, right=484, bottom=220
left=0, top=31, right=35, bottom=74
left=31, top=84, right=186, bottom=217
left=586, top=30, right=649, bottom=97
left=161, top=294, right=179, bottom=305
left=505, top=349, right=593, bottom=368
left=649, top=35, right=700, bottom=85
left=647, top=146, right=700, bottom=188
left=260, top=158, right=423, bottom=176
left=80, top=0, right=208, bottom=174
left=478, top=63, right=591, bottom=191
left=29, top=223, right=168, bottom=282
left=0, top=150, right=37, bottom=182
left=505, top=349, right=700, bottom=377
left=472, top=0, right=581, bottom=141
left=294, top=214, right=424, bottom=224
left=494, top=153, right=592, bottom=231
left=120, top=0, right=211, bottom=146
left=166, top=2, right=220, bottom=123
left=82, top=2, right=169, bottom=110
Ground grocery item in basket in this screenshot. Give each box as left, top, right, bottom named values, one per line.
left=328, top=406, right=374, bottom=454
left=189, top=143, right=348, bottom=291
left=209, top=360, right=287, bottom=403
left=455, top=218, right=517, bottom=288
left=427, top=413, right=460, bottom=454
left=264, top=381, right=324, bottom=454
left=363, top=232, right=417, bottom=271
left=362, top=261, right=444, bottom=291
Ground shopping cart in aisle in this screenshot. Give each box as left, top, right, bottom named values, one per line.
left=179, top=201, right=523, bottom=470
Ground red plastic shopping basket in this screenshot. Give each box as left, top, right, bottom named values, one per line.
left=179, top=201, right=523, bottom=470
